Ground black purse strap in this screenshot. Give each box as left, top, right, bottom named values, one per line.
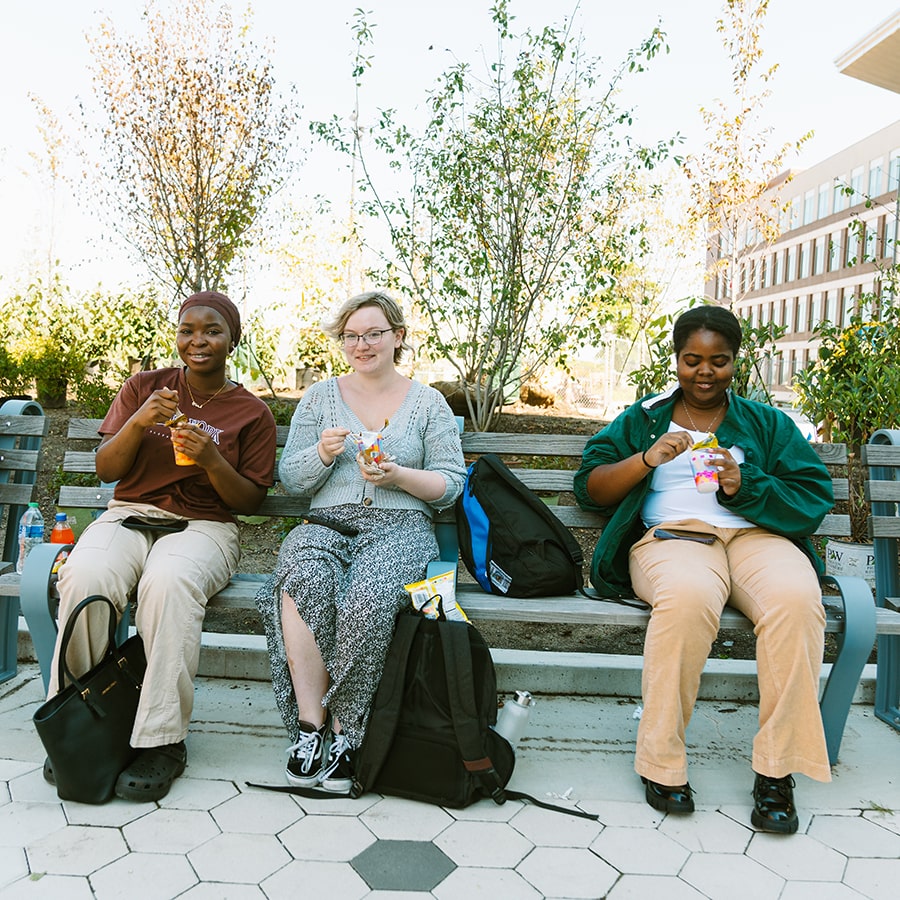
left=56, top=595, right=119, bottom=692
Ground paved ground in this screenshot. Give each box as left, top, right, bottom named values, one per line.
left=3, top=660, right=900, bottom=899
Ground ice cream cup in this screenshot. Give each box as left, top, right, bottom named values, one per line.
left=690, top=449, right=719, bottom=493
left=355, top=430, right=385, bottom=467
left=171, top=428, right=195, bottom=466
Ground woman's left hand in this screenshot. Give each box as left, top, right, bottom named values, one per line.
left=714, top=448, right=741, bottom=497
left=357, top=454, right=399, bottom=486
left=172, top=422, right=219, bottom=468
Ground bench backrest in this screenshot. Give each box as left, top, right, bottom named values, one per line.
left=864, top=430, right=900, bottom=607
left=58, top=418, right=851, bottom=572
left=0, top=408, right=48, bottom=566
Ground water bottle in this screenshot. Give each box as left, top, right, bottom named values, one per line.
left=16, top=502, right=45, bottom=574
left=50, top=512, right=76, bottom=573
left=493, top=690, right=535, bottom=748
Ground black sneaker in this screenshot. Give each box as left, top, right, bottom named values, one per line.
left=285, top=724, right=325, bottom=787
left=319, top=732, right=354, bottom=794
left=751, top=773, right=799, bottom=834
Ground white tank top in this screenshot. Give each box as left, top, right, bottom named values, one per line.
left=641, top=423, right=754, bottom=529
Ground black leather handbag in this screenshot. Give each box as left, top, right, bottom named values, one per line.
left=33, top=595, right=146, bottom=803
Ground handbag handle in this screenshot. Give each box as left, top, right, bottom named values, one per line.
left=56, top=595, right=120, bottom=695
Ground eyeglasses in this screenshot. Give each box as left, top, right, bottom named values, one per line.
left=339, top=328, right=394, bottom=347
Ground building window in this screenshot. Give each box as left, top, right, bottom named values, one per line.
left=803, top=189, right=815, bottom=225
left=851, top=166, right=864, bottom=203
left=885, top=215, right=898, bottom=262
left=813, top=238, right=824, bottom=275
left=786, top=244, right=797, bottom=282
left=846, top=228, right=859, bottom=266
left=833, top=179, right=847, bottom=213
left=790, top=196, right=801, bottom=229
left=796, top=295, right=809, bottom=332
left=889, top=149, right=900, bottom=191
left=774, top=251, right=783, bottom=285
left=842, top=289, right=855, bottom=323
left=810, top=293, right=822, bottom=330
left=817, top=183, right=830, bottom=219
left=869, top=158, right=884, bottom=197
left=800, top=241, right=810, bottom=279
left=829, top=233, right=842, bottom=271
left=825, top=289, right=837, bottom=324
left=864, top=219, right=879, bottom=263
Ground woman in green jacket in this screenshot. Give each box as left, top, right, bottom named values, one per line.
left=574, top=306, right=834, bottom=834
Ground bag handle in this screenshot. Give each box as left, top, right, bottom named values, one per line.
left=350, top=612, right=422, bottom=797
left=56, top=595, right=119, bottom=699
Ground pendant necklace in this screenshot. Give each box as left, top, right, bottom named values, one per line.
left=682, top=396, right=727, bottom=434
left=185, top=373, right=230, bottom=409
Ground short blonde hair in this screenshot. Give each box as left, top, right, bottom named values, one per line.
left=326, top=291, right=412, bottom=364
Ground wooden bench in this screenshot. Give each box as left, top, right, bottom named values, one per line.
left=0, top=399, right=48, bottom=683
left=7, top=416, right=900, bottom=764
left=865, top=429, right=900, bottom=733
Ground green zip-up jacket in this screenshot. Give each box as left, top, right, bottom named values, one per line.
left=573, top=386, right=834, bottom=597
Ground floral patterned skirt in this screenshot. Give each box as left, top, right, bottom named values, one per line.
left=255, top=505, right=438, bottom=748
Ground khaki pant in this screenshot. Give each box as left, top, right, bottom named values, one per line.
left=48, top=502, right=240, bottom=748
left=629, top=519, right=831, bottom=786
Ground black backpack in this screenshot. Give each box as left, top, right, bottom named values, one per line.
left=351, top=613, right=513, bottom=808
left=457, top=453, right=585, bottom=597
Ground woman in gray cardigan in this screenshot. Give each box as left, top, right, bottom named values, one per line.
left=256, top=291, right=466, bottom=794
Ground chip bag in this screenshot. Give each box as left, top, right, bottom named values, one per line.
left=405, top=570, right=470, bottom=623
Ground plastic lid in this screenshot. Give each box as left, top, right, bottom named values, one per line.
left=55, top=513, right=68, bottom=521
left=28, top=501, right=39, bottom=507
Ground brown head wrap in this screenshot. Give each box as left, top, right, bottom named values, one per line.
left=178, top=291, right=242, bottom=345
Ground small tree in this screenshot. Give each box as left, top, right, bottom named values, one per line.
left=315, top=1, right=676, bottom=430
left=84, top=0, right=299, bottom=295
left=683, top=0, right=810, bottom=307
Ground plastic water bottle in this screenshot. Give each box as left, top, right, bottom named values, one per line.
left=16, top=502, right=45, bottom=574
left=493, top=690, right=535, bottom=748
left=50, top=512, right=76, bottom=573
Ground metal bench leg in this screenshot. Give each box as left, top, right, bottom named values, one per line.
left=874, top=534, right=900, bottom=730
left=818, top=574, right=877, bottom=764
left=19, top=543, right=69, bottom=692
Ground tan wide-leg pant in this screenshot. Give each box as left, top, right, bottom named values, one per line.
left=629, top=519, right=831, bottom=786
left=48, top=501, right=240, bottom=748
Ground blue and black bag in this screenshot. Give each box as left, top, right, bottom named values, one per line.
left=456, top=453, right=584, bottom=598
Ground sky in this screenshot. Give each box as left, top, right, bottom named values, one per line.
left=1, top=0, right=899, bottom=293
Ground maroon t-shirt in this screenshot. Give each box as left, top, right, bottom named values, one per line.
left=100, top=368, right=277, bottom=522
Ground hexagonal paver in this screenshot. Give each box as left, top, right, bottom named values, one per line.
left=660, top=809, right=752, bottom=853
left=0, top=846, right=28, bottom=888
left=2, top=874, right=95, bottom=898
left=0, top=800, right=66, bottom=847
left=360, top=796, right=454, bottom=840
left=843, top=857, right=900, bottom=900
left=863, top=810, right=900, bottom=837
left=809, top=814, right=900, bottom=857
left=434, top=820, right=532, bottom=868
left=27, top=824, right=127, bottom=877
left=159, top=776, right=237, bottom=811
left=510, top=802, right=603, bottom=848
left=123, top=807, right=220, bottom=853
left=780, top=883, right=872, bottom=900
left=178, top=884, right=266, bottom=899
left=189, top=832, right=291, bottom=883
left=434, top=866, right=542, bottom=899
left=352, top=839, right=455, bottom=891
left=261, top=859, right=369, bottom=899
left=607, top=874, right=708, bottom=899
left=516, top=846, right=619, bottom=899
left=64, top=797, right=157, bottom=827
left=279, top=814, right=376, bottom=862
left=89, top=852, right=198, bottom=899
left=680, top=852, right=785, bottom=899
left=747, top=832, right=846, bottom=882
left=591, top=825, right=690, bottom=875
left=211, top=790, right=304, bottom=835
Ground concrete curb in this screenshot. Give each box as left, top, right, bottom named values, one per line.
left=17, top=620, right=876, bottom=703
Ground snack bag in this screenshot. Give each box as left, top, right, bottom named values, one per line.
left=405, top=570, right=470, bottom=623
left=355, top=430, right=386, bottom=467
left=690, top=433, right=720, bottom=494
left=691, top=432, right=719, bottom=451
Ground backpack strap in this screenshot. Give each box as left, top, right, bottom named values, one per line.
left=437, top=620, right=508, bottom=804
left=578, top=585, right=650, bottom=611
left=349, top=612, right=422, bottom=796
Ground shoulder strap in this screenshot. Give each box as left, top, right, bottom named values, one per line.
left=578, top=585, right=650, bottom=610
left=351, top=613, right=422, bottom=795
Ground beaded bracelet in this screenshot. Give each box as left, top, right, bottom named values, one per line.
left=641, top=450, right=658, bottom=469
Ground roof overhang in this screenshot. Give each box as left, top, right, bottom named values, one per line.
left=835, top=10, right=900, bottom=94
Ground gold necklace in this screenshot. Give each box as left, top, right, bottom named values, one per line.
left=682, top=396, right=727, bottom=433
left=185, top=375, right=230, bottom=409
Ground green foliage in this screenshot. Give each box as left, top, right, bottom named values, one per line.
left=314, top=0, right=677, bottom=430
left=627, top=299, right=785, bottom=401
left=793, top=297, right=900, bottom=451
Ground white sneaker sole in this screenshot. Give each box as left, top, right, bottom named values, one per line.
left=285, top=766, right=321, bottom=788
